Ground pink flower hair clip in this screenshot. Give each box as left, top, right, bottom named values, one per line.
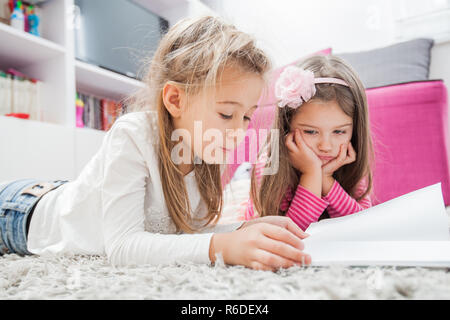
left=274, top=65, right=350, bottom=109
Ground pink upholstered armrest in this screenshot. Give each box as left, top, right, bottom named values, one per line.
left=367, top=80, right=450, bottom=205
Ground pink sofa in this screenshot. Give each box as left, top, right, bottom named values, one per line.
left=367, top=80, right=450, bottom=205
left=224, top=79, right=450, bottom=206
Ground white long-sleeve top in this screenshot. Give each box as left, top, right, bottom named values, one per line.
left=27, top=110, right=243, bottom=266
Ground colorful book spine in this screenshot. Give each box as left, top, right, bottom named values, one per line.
left=77, top=92, right=122, bottom=131
left=75, top=93, right=84, bottom=128
left=102, top=99, right=119, bottom=131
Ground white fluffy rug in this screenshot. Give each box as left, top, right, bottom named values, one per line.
left=1, top=176, right=450, bottom=300
left=1, top=252, right=449, bottom=299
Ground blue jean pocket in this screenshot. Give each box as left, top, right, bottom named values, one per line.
left=0, top=179, right=68, bottom=256
left=0, top=180, right=43, bottom=256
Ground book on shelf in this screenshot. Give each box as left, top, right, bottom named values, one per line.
left=102, top=99, right=121, bottom=131
left=0, top=68, right=42, bottom=120
left=0, top=0, right=9, bottom=24
left=303, top=183, right=450, bottom=267
left=77, top=92, right=122, bottom=131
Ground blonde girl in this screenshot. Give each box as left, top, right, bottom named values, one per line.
left=248, top=55, right=374, bottom=231
left=0, top=16, right=311, bottom=271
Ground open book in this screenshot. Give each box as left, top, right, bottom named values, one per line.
left=303, top=183, right=450, bottom=267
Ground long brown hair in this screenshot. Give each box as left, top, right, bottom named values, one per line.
left=124, top=16, right=271, bottom=233
left=251, top=55, right=374, bottom=218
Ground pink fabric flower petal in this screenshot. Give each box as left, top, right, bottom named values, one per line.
left=275, top=66, right=316, bottom=109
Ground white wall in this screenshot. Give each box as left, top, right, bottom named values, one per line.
left=203, top=0, right=396, bottom=68
left=203, top=0, right=450, bottom=120
left=133, top=0, right=216, bottom=27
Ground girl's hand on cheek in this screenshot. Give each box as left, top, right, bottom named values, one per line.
left=285, top=129, right=322, bottom=174
left=322, top=142, right=357, bottom=177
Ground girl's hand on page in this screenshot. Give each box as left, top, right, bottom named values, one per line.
left=285, top=129, right=322, bottom=174
left=211, top=219, right=311, bottom=271
left=322, top=142, right=356, bottom=178
left=239, top=216, right=310, bottom=238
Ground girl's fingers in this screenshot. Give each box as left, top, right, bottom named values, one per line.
left=323, top=145, right=345, bottom=172
left=258, top=235, right=310, bottom=265
left=294, top=129, right=307, bottom=148
left=323, top=142, right=356, bottom=174
left=260, top=223, right=305, bottom=251
left=294, top=130, right=318, bottom=158
left=250, top=260, right=274, bottom=271
left=342, top=142, right=356, bottom=165
left=293, top=129, right=300, bottom=144
left=284, top=132, right=292, bottom=143
left=253, top=216, right=309, bottom=239
left=347, top=142, right=357, bottom=162
left=284, top=132, right=298, bottom=152
left=337, top=143, right=348, bottom=164
left=253, top=249, right=304, bottom=270
left=323, top=150, right=341, bottom=171
left=284, top=218, right=310, bottom=239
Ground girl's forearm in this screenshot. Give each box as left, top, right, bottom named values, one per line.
left=299, top=170, right=322, bottom=198
left=322, top=175, right=335, bottom=197
left=209, top=233, right=227, bottom=264
left=322, top=180, right=372, bottom=218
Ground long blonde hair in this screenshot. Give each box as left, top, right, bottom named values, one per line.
left=251, top=55, right=374, bottom=219
left=123, top=16, right=271, bottom=233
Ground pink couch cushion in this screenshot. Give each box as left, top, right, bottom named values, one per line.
left=367, top=80, right=450, bottom=205
left=224, top=80, right=450, bottom=207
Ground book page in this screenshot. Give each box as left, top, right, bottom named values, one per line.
left=303, top=241, right=450, bottom=267
left=302, top=183, right=450, bottom=266
left=304, top=183, right=449, bottom=242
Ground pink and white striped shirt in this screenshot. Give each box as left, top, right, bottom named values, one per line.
left=245, top=149, right=372, bottom=231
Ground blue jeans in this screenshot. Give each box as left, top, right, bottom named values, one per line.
left=0, top=179, right=68, bottom=256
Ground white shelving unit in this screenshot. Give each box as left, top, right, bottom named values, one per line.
left=0, top=0, right=208, bottom=181
left=0, top=0, right=71, bottom=125
left=75, top=60, right=145, bottom=101
left=1, top=0, right=145, bottom=125
left=0, top=0, right=148, bottom=181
